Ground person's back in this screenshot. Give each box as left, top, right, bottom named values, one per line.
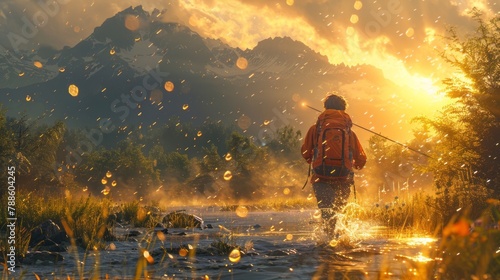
left=301, top=93, right=366, bottom=240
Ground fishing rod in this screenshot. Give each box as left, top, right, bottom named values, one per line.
left=303, top=104, right=433, bottom=159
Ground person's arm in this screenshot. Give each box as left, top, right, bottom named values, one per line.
left=301, top=125, right=316, bottom=163
left=351, top=131, right=367, bottom=169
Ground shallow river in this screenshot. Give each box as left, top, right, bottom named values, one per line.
left=3, top=208, right=438, bottom=279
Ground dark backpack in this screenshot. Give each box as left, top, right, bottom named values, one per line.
left=312, top=116, right=353, bottom=180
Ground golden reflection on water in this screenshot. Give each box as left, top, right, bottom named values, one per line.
left=403, top=237, right=436, bottom=246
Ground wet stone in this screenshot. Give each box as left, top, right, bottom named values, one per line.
left=266, top=250, right=290, bottom=257
left=22, top=251, right=64, bottom=265
left=29, top=220, right=66, bottom=247
left=124, top=230, right=142, bottom=237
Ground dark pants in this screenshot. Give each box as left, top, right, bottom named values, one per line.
left=312, top=180, right=351, bottom=232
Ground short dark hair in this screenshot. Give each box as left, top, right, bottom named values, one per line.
left=323, top=94, right=347, bottom=110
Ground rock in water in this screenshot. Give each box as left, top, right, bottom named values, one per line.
left=162, top=210, right=204, bottom=229
left=22, top=251, right=64, bottom=265
left=29, top=220, right=67, bottom=247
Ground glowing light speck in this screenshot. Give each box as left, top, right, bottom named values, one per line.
left=223, top=171, right=233, bottom=181
left=225, top=153, right=232, bottom=161
left=354, top=1, right=363, bottom=10
left=229, top=249, right=241, bottom=263
left=283, top=188, right=291, bottom=195
left=286, top=234, right=293, bottom=241
left=179, top=248, right=188, bottom=257
left=101, top=187, right=110, bottom=195
left=111, top=180, right=117, bottom=187
left=68, top=84, right=79, bottom=97
left=18, top=72, right=25, bottom=77
left=197, top=131, right=203, bottom=137
left=25, top=95, right=31, bottom=102
left=150, top=90, right=163, bottom=104
left=164, top=81, right=175, bottom=92
left=182, top=104, right=189, bottom=110
left=313, top=210, right=321, bottom=219
left=157, top=231, right=166, bottom=241
left=286, top=0, right=294, bottom=6
left=350, top=14, right=359, bottom=24
left=236, top=57, right=248, bottom=70
left=59, top=67, right=65, bottom=73
left=329, top=239, right=339, bottom=247
left=143, top=250, right=154, bottom=264
left=33, top=61, right=43, bottom=68
left=235, top=205, right=249, bottom=218
left=124, top=14, right=140, bottom=31
left=101, top=178, right=108, bottom=185
left=406, top=27, right=415, bottom=37
left=106, top=171, right=112, bottom=178
left=237, top=115, right=251, bottom=130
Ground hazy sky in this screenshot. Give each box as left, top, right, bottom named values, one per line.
left=0, top=0, right=497, bottom=103
left=0, top=0, right=499, bottom=96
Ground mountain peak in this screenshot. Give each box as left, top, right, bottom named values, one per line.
left=251, top=36, right=329, bottom=64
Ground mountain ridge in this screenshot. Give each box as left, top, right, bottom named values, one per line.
left=0, top=5, right=398, bottom=148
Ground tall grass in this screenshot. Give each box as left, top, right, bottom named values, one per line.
left=0, top=191, right=113, bottom=253
left=120, top=200, right=162, bottom=228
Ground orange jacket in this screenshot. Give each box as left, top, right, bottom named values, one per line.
left=301, top=109, right=367, bottom=182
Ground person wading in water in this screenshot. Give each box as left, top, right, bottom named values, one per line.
left=301, top=93, right=367, bottom=239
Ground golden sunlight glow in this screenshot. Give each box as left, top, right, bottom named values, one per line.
left=175, top=0, right=451, bottom=113
left=404, top=237, right=437, bottom=246
left=411, top=253, right=434, bottom=263
left=424, top=28, right=437, bottom=44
